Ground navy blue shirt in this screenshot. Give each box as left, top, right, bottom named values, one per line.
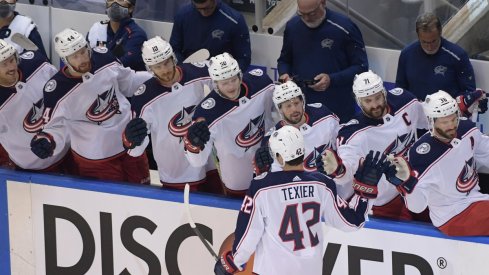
left=396, top=37, right=476, bottom=100
left=277, top=8, right=368, bottom=122
left=170, top=0, right=251, bottom=70
left=0, top=12, right=47, bottom=58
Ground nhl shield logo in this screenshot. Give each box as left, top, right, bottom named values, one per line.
left=86, top=86, right=121, bottom=124
left=235, top=113, right=266, bottom=150
left=168, top=105, right=197, bottom=140
left=23, top=98, right=45, bottom=133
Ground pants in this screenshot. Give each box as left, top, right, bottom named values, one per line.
left=438, top=200, right=489, bottom=236
left=372, top=195, right=413, bottom=221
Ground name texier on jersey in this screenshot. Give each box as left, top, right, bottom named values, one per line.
left=232, top=170, right=370, bottom=275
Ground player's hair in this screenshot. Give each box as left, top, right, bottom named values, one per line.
left=415, top=12, right=442, bottom=34
left=285, top=155, right=304, bottom=166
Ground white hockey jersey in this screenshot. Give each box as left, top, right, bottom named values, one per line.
left=232, top=170, right=370, bottom=275
left=0, top=51, right=66, bottom=170
left=42, top=49, right=151, bottom=160
left=334, top=88, right=428, bottom=206
left=265, top=103, right=339, bottom=172
left=406, top=119, right=489, bottom=227
left=185, top=69, right=274, bottom=192
left=128, top=63, right=213, bottom=184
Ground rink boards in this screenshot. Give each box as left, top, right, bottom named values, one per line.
left=1, top=169, right=488, bottom=275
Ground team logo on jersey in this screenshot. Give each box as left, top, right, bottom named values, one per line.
left=321, top=38, right=334, bottom=49
left=307, top=103, right=322, bottom=108
left=389, top=88, right=404, bottom=96
left=201, top=98, right=216, bottom=109
left=415, top=142, right=430, bottom=154
left=434, top=65, right=447, bottom=76
left=303, top=143, right=332, bottom=171
left=20, top=51, right=34, bottom=60
left=384, top=130, right=417, bottom=157
left=235, top=113, right=266, bottom=150
left=168, top=105, right=197, bottom=140
left=211, top=29, right=224, bottom=40
left=191, top=61, right=207, bottom=68
left=135, top=84, right=146, bottom=96
left=248, top=69, right=263, bottom=77
left=23, top=98, right=44, bottom=133
left=93, top=46, right=108, bottom=54
left=456, top=157, right=478, bottom=194
left=44, top=80, right=57, bottom=92
left=86, top=86, right=121, bottom=124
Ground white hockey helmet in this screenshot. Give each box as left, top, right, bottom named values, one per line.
left=0, top=39, right=17, bottom=63
left=352, top=70, right=386, bottom=99
left=273, top=80, right=306, bottom=112
left=208, top=52, right=241, bottom=81
left=54, top=28, right=88, bottom=59
left=141, top=36, right=176, bottom=66
left=423, top=90, right=459, bottom=133
left=269, top=125, right=305, bottom=165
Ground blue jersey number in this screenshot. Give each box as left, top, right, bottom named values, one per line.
left=278, top=202, right=320, bottom=251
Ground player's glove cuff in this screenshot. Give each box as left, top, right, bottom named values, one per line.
left=319, top=149, right=346, bottom=178
left=214, top=251, right=240, bottom=275
left=353, top=178, right=378, bottom=199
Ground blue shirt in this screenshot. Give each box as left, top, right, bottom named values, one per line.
left=277, top=8, right=368, bottom=122
left=0, top=12, right=47, bottom=58
left=106, top=18, right=147, bottom=71
left=170, top=0, right=251, bottom=70
left=396, top=37, right=476, bottom=100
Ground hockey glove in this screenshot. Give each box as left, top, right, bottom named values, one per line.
left=30, top=132, right=56, bottom=159
left=183, top=120, right=210, bottom=153
left=385, top=155, right=419, bottom=196
left=317, top=148, right=345, bottom=178
left=122, top=118, right=148, bottom=149
left=456, top=89, right=487, bottom=116
left=214, top=251, right=240, bottom=275
left=353, top=151, right=390, bottom=199
left=253, top=146, right=273, bottom=175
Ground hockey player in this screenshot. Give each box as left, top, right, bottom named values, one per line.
left=318, top=70, right=428, bottom=220
left=0, top=0, right=47, bottom=56
left=87, top=0, right=147, bottom=71
left=214, top=125, right=387, bottom=275
left=30, top=28, right=151, bottom=183
left=184, top=52, right=274, bottom=196
left=122, top=36, right=214, bottom=190
left=0, top=39, right=68, bottom=171
left=253, top=80, right=339, bottom=174
left=388, top=90, right=489, bottom=236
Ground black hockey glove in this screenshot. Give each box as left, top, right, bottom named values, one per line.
left=122, top=118, right=148, bottom=149
left=384, top=155, right=419, bottom=196
left=214, top=251, right=240, bottom=275
left=30, top=132, right=56, bottom=159
left=253, top=146, right=273, bottom=175
left=183, top=120, right=210, bottom=153
left=353, top=150, right=390, bottom=199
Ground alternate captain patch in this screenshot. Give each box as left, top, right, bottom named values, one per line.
left=44, top=80, right=57, bottom=92
left=201, top=98, right=216, bottom=109
left=135, top=84, right=146, bottom=96
left=416, top=142, right=430, bottom=154
left=248, top=69, right=263, bottom=76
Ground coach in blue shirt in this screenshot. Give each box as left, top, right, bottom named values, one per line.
left=396, top=12, right=476, bottom=99
left=277, top=0, right=368, bottom=123
left=170, top=0, right=251, bottom=71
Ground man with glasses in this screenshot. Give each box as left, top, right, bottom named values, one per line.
left=87, top=0, right=147, bottom=71
left=0, top=0, right=47, bottom=56
left=396, top=12, right=476, bottom=100
left=170, top=0, right=251, bottom=71
left=277, top=0, right=368, bottom=123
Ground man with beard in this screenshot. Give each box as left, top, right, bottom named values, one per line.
left=390, top=90, right=489, bottom=236
left=0, top=0, right=47, bottom=56
left=87, top=0, right=147, bottom=71
left=396, top=12, right=475, bottom=100
left=121, top=36, right=220, bottom=191
left=277, top=0, right=368, bottom=123
left=30, top=28, right=151, bottom=183
left=253, top=80, right=339, bottom=175
left=184, top=52, right=274, bottom=197
left=317, top=70, right=428, bottom=220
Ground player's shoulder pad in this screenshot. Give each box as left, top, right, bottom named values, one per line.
left=265, top=125, right=277, bottom=137
left=91, top=49, right=118, bottom=70
left=457, top=118, right=477, bottom=137
left=180, top=62, right=210, bottom=83
left=42, top=73, right=77, bottom=107
left=386, top=88, right=417, bottom=111
left=306, top=171, right=338, bottom=193
left=193, top=93, right=231, bottom=125
left=242, top=71, right=273, bottom=96
left=305, top=103, right=338, bottom=124
left=408, top=133, right=444, bottom=174
left=18, top=50, right=49, bottom=77
left=337, top=118, right=365, bottom=141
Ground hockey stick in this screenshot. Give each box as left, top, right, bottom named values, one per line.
left=183, top=49, right=210, bottom=63
left=184, top=184, right=219, bottom=261
left=203, top=84, right=212, bottom=97
left=11, top=33, right=38, bottom=51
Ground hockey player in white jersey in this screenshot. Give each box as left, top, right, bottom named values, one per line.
left=388, top=90, right=489, bottom=236
left=0, top=39, right=70, bottom=171
left=318, top=70, right=428, bottom=220
left=253, top=80, right=339, bottom=174
left=214, top=125, right=388, bottom=275
left=122, top=36, right=215, bottom=190
left=30, top=28, right=152, bottom=183
left=183, top=52, right=275, bottom=196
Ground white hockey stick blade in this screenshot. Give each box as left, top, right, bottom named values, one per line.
left=203, top=84, right=211, bottom=97
left=183, top=49, right=210, bottom=63
left=11, top=33, right=38, bottom=51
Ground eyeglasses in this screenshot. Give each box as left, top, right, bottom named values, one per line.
left=296, top=2, right=323, bottom=18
